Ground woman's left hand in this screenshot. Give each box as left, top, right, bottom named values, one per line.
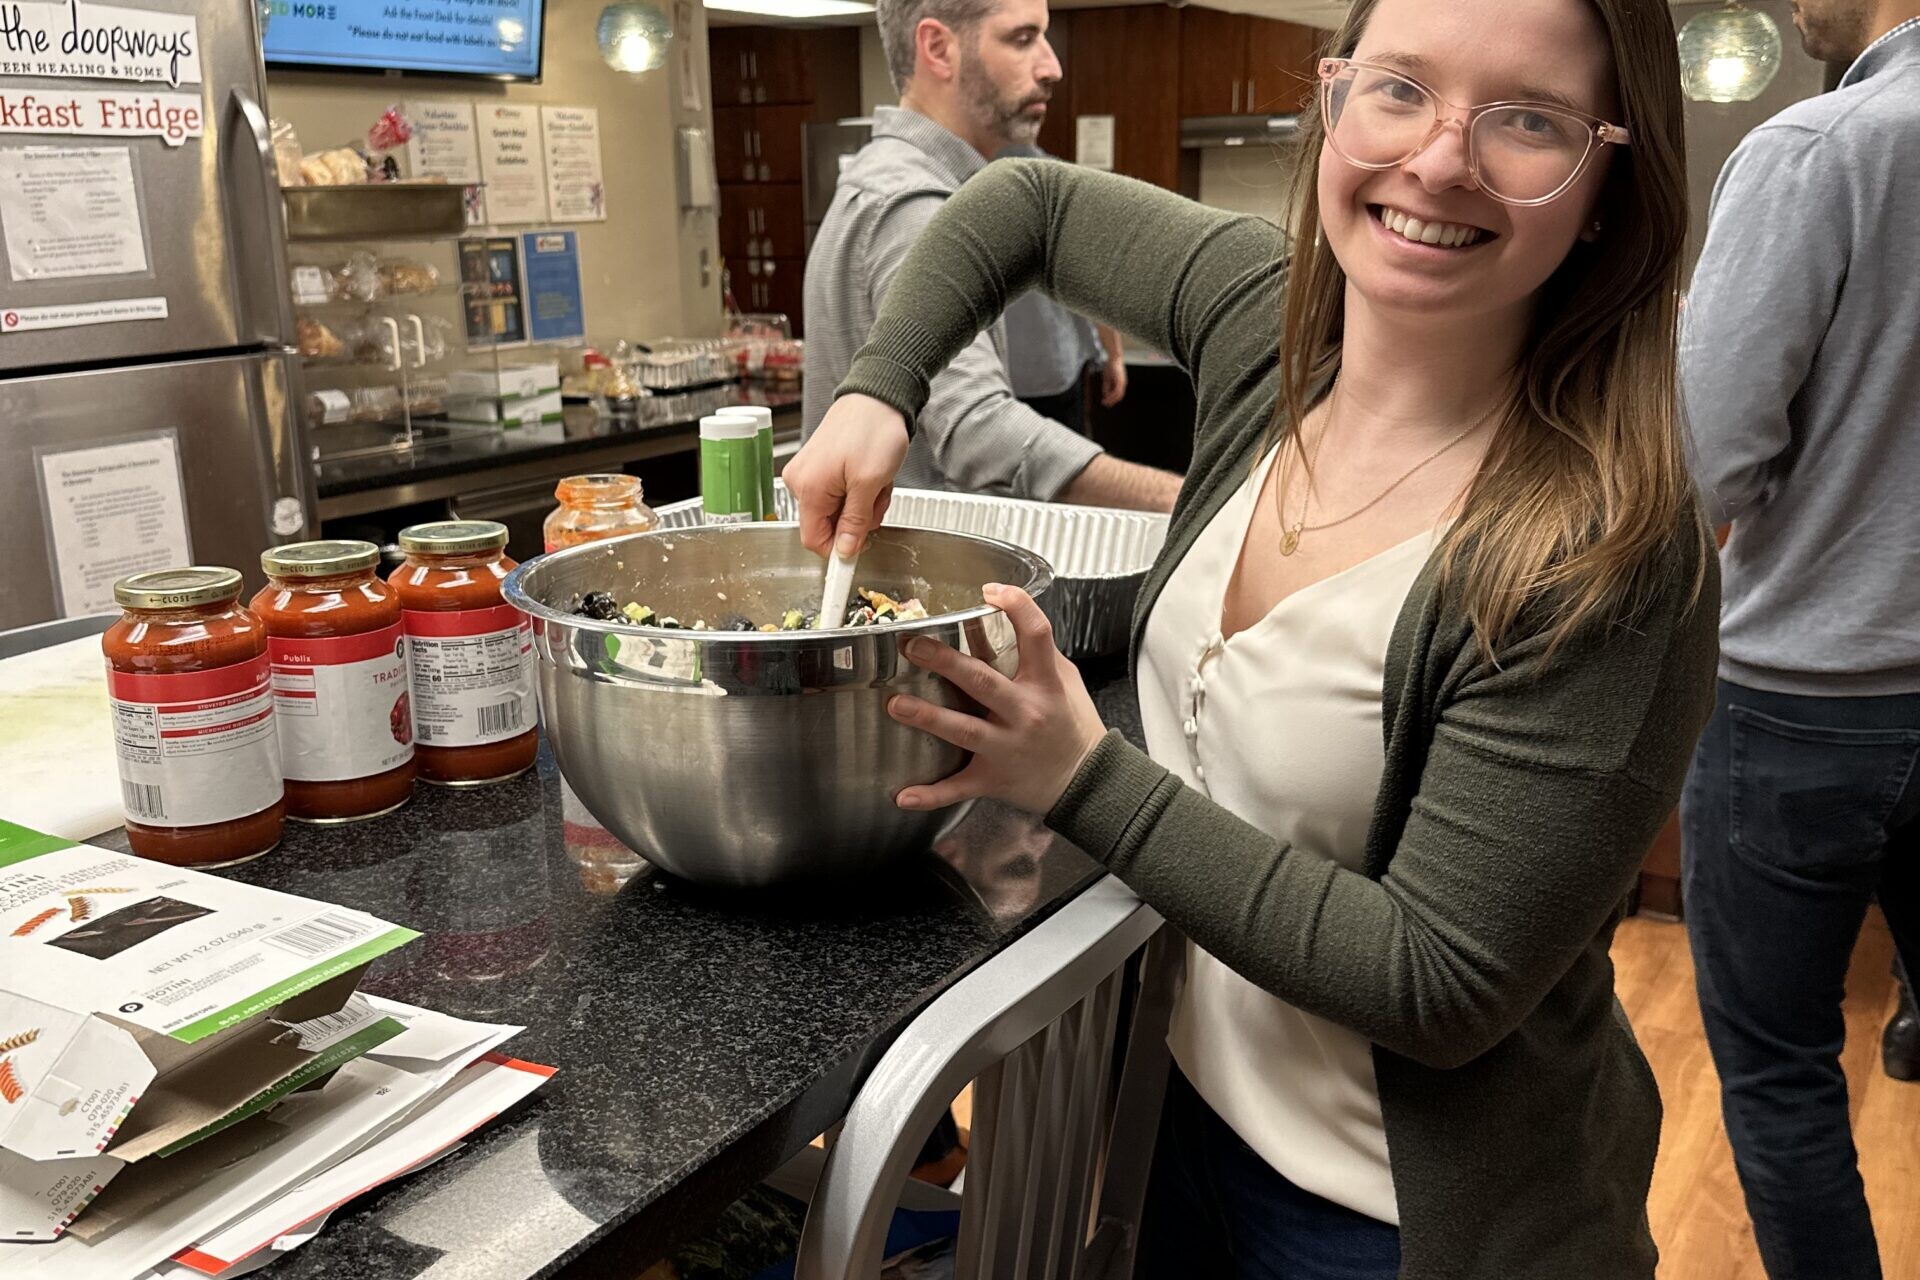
left=889, top=584, right=1108, bottom=816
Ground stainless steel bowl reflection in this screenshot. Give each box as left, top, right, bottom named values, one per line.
left=502, top=524, right=1053, bottom=888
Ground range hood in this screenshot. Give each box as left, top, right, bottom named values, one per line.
left=1180, top=114, right=1302, bottom=149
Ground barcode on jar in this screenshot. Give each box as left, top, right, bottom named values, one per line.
left=121, top=780, right=166, bottom=822
left=475, top=701, right=524, bottom=738
left=262, top=910, right=375, bottom=959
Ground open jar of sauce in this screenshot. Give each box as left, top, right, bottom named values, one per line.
left=103, top=568, right=285, bottom=867
left=253, top=541, right=415, bottom=823
left=543, top=474, right=657, bottom=552
left=389, top=521, right=538, bottom=786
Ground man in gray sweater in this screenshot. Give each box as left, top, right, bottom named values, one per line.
left=1679, top=7, right=1920, bottom=1278
left=802, top=0, right=1179, bottom=512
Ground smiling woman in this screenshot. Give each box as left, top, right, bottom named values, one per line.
left=783, top=0, right=1715, bottom=1275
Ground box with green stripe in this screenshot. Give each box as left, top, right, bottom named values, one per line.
left=0, top=819, right=417, bottom=1237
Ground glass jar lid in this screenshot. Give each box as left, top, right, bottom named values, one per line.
left=262, top=539, right=381, bottom=579
left=555, top=474, right=643, bottom=508
left=114, top=567, right=245, bottom=611
left=398, top=520, right=510, bottom=556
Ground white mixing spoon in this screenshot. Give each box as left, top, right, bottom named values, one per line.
left=814, top=547, right=858, bottom=630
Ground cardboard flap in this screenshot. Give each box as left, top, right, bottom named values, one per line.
left=0, top=1147, right=121, bottom=1242
left=0, top=1004, right=153, bottom=1163
left=63, top=1117, right=290, bottom=1244
left=105, top=1028, right=315, bottom=1163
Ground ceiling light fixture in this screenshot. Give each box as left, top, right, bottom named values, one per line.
left=1677, top=2, right=1782, bottom=103
left=704, top=0, right=876, bottom=18
left=599, top=3, right=673, bottom=74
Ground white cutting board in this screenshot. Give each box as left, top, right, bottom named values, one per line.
left=0, top=634, right=122, bottom=841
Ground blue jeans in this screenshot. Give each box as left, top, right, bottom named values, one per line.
left=1682, top=679, right=1920, bottom=1280
left=1134, top=1069, right=1402, bottom=1280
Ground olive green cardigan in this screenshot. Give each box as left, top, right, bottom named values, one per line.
left=840, top=159, right=1719, bottom=1279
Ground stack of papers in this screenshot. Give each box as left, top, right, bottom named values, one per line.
left=0, top=822, right=554, bottom=1278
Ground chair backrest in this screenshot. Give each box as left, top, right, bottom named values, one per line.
left=792, top=877, right=1178, bottom=1280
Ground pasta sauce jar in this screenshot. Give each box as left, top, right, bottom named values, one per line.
left=389, top=521, right=538, bottom=786
left=253, top=541, right=416, bottom=823
left=103, top=568, right=285, bottom=867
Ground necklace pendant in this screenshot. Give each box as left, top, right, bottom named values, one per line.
left=1280, top=529, right=1300, bottom=556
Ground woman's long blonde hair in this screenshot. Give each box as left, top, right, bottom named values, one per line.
left=1277, top=0, right=1703, bottom=659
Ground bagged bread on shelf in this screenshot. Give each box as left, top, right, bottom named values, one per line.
left=272, top=118, right=304, bottom=187
left=296, top=317, right=345, bottom=360
left=378, top=259, right=439, bottom=296
left=332, top=251, right=382, bottom=302
left=299, top=147, right=371, bottom=186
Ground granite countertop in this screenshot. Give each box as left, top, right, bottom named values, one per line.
left=89, top=668, right=1143, bottom=1280
left=316, top=387, right=805, bottom=500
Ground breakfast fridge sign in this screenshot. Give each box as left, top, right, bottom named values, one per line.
left=0, top=87, right=202, bottom=143
left=0, top=1, right=202, bottom=87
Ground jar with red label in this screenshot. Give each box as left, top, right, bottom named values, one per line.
left=103, top=568, right=285, bottom=867
left=542, top=474, right=657, bottom=553
left=389, top=521, right=538, bottom=786
left=253, top=541, right=416, bottom=823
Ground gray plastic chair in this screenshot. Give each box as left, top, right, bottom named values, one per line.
left=791, top=875, right=1180, bottom=1280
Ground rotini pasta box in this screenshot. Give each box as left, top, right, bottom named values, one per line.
left=0, top=819, right=418, bottom=1241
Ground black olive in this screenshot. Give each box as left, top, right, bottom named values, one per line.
left=576, top=591, right=621, bottom=620
left=720, top=614, right=755, bottom=632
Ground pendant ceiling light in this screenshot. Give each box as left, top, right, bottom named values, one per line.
left=599, top=2, right=673, bottom=75
left=1677, top=2, right=1783, bottom=103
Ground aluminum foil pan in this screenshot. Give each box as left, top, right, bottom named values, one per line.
left=655, top=485, right=1168, bottom=658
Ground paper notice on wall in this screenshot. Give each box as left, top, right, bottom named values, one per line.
left=1076, top=116, right=1116, bottom=171
left=0, top=1, right=202, bottom=86
left=403, top=99, right=483, bottom=225
left=541, top=106, right=605, bottom=222
left=0, top=146, right=147, bottom=282
left=2, top=295, right=166, bottom=332
left=36, top=432, right=193, bottom=618
left=674, top=1, right=703, bottom=112
left=476, top=103, right=547, bottom=225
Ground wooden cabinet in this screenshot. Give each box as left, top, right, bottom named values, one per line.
left=1179, top=6, right=1245, bottom=117
left=736, top=257, right=805, bottom=333
left=709, top=26, right=859, bottom=336
left=719, top=185, right=804, bottom=259
left=1178, top=9, right=1324, bottom=117
left=712, top=105, right=754, bottom=184
left=1067, top=6, right=1184, bottom=191
left=1245, top=18, right=1323, bottom=113
left=709, top=26, right=853, bottom=107
left=754, top=104, right=812, bottom=183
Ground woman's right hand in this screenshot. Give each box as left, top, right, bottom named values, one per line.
left=782, top=393, right=910, bottom=558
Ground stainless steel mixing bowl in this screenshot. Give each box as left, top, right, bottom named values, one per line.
left=502, top=524, right=1053, bottom=888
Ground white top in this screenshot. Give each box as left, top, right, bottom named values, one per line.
left=1138, top=445, right=1445, bottom=1226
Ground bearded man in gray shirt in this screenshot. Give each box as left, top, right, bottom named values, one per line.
left=801, top=0, right=1180, bottom=513
left=1679, top=6, right=1920, bottom=1278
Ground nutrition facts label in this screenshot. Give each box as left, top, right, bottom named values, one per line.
left=107, top=655, right=283, bottom=827
left=402, top=604, right=536, bottom=747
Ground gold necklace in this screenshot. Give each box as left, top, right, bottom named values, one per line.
left=1275, top=385, right=1498, bottom=557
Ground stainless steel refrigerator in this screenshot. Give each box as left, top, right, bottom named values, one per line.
left=0, top=0, right=307, bottom=630
left=803, top=119, right=874, bottom=253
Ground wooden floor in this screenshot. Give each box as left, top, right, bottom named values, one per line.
left=1616, top=910, right=1920, bottom=1279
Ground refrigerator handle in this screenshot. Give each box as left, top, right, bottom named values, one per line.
left=225, top=87, right=297, bottom=348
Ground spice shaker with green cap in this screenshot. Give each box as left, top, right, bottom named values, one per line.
left=700, top=414, right=764, bottom=524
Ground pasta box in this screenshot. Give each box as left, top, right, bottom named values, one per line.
left=0, top=820, right=418, bottom=1241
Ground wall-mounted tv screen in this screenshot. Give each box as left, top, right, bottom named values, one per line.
left=261, top=1, right=546, bottom=82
